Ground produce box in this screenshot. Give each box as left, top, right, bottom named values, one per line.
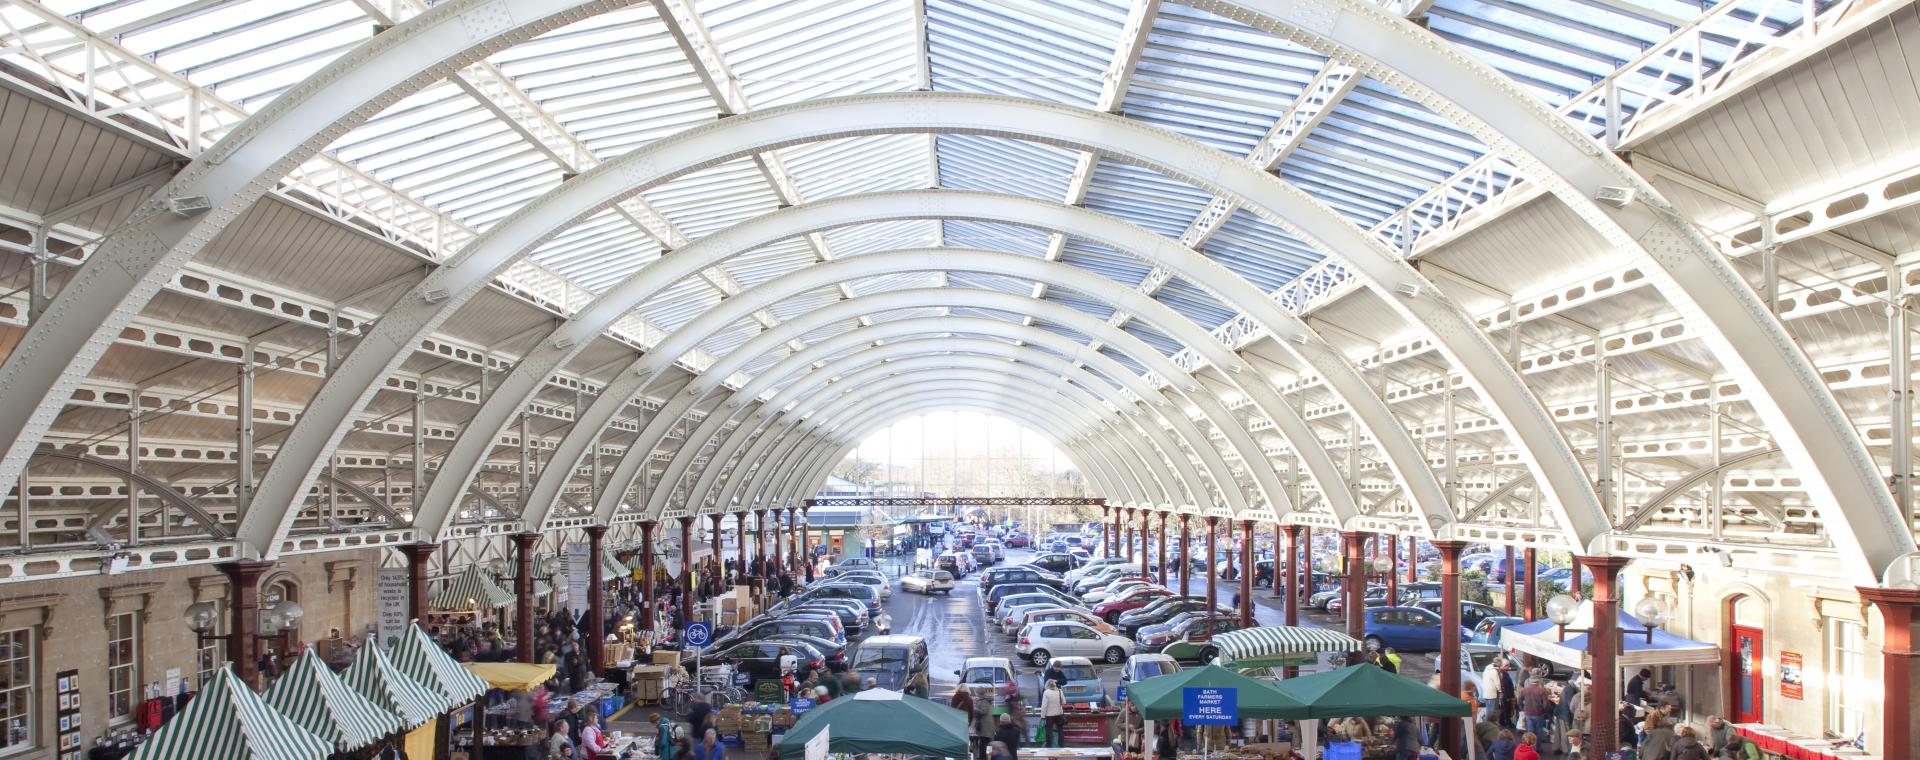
left=652, top=650, right=682, bottom=667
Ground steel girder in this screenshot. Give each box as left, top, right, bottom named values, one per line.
left=408, top=191, right=1386, bottom=543
left=642, top=329, right=1262, bottom=519
left=0, top=0, right=1889, bottom=577
left=710, top=379, right=1143, bottom=514
left=654, top=289, right=1309, bottom=530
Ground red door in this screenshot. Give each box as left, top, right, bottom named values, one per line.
left=1731, top=625, right=1765, bottom=723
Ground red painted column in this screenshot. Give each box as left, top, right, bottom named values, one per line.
left=1178, top=514, right=1192, bottom=597
left=1238, top=520, right=1255, bottom=628
left=1342, top=531, right=1367, bottom=641
left=585, top=525, right=608, bottom=674
left=219, top=559, right=273, bottom=690
left=1385, top=534, right=1399, bottom=606
left=1272, top=523, right=1285, bottom=597
left=1103, top=506, right=1114, bottom=557
left=1128, top=510, right=1144, bottom=575
left=639, top=521, right=658, bottom=635
left=400, top=542, right=437, bottom=626
left=1581, top=555, right=1633, bottom=758
left=1406, top=537, right=1419, bottom=584
left=1434, top=540, right=1468, bottom=757
left=756, top=509, right=770, bottom=574
left=1284, top=526, right=1302, bottom=626
left=800, top=507, right=814, bottom=581
left=1504, top=546, right=1517, bottom=615
left=1522, top=547, right=1539, bottom=621
left=513, top=532, right=540, bottom=663
left=1300, top=525, right=1313, bottom=607
left=1156, top=513, right=1168, bottom=584
left=1570, top=555, right=1584, bottom=600
left=1860, top=587, right=1920, bottom=759
left=1204, top=517, right=1220, bottom=614
left=709, top=514, right=724, bottom=591
left=677, top=516, right=695, bottom=622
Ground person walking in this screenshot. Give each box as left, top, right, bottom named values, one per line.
left=970, top=689, right=997, bottom=760
left=1041, top=681, right=1067, bottom=748
left=650, top=713, right=675, bottom=760
left=1518, top=676, right=1552, bottom=743
left=1670, top=725, right=1710, bottom=760
left=992, top=714, right=1024, bottom=758
left=1639, top=714, right=1675, bottom=760
left=691, top=728, right=725, bottom=760
left=1513, top=732, right=1540, bottom=760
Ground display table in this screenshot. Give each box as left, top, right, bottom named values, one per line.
left=477, top=743, right=541, bottom=760
left=1734, top=725, right=1879, bottom=760
left=1023, top=749, right=1113, bottom=760
left=1059, top=710, right=1114, bottom=745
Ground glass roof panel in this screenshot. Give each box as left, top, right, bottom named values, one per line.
left=1120, top=4, right=1320, bottom=155
left=925, top=0, right=1125, bottom=105
left=937, top=135, right=1079, bottom=200
left=703, top=0, right=920, bottom=107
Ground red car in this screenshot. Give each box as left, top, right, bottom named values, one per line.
left=1092, top=587, right=1174, bottom=623
left=1006, top=533, right=1030, bottom=548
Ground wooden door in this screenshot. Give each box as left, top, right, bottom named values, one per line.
left=1731, top=625, right=1765, bottom=723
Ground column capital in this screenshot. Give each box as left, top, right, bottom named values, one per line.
left=399, top=542, right=439, bottom=560
left=1857, top=586, right=1920, bottom=607
left=584, top=525, right=609, bottom=539
left=511, top=531, right=540, bottom=550
left=1430, top=539, right=1470, bottom=554
left=1574, top=554, right=1633, bottom=572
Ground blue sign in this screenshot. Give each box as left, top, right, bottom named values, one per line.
left=790, top=697, right=817, bottom=715
left=1182, top=687, right=1238, bottom=725
left=685, top=621, right=713, bottom=647
left=1116, top=685, right=1127, bottom=703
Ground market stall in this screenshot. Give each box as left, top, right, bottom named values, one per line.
left=774, top=689, right=969, bottom=758
left=1271, top=665, right=1469, bottom=760
left=1212, top=627, right=1365, bottom=671
left=1498, top=607, right=1719, bottom=669
left=1124, top=665, right=1309, bottom=760
left=263, top=650, right=406, bottom=754
left=341, top=640, right=452, bottom=730
left=126, top=667, right=332, bottom=760
left=391, top=623, right=492, bottom=760
left=429, top=566, right=515, bottom=637
left=458, top=663, right=558, bottom=760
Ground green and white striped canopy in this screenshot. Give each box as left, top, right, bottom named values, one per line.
left=1215, top=627, right=1366, bottom=664
left=390, top=622, right=490, bottom=704
left=341, top=635, right=452, bottom=728
left=555, top=552, right=622, bottom=582
left=264, top=650, right=405, bottom=752
left=432, top=564, right=515, bottom=610
left=128, top=666, right=330, bottom=760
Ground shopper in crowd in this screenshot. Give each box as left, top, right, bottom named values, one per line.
left=650, top=713, right=674, bottom=760
left=691, top=728, right=725, bottom=760
left=1518, top=674, right=1552, bottom=741
left=577, top=712, right=608, bottom=760
left=1639, top=713, right=1675, bottom=760
left=992, top=714, right=1024, bottom=758
left=1670, top=725, right=1710, bottom=760
left=1041, top=681, right=1067, bottom=748
left=1391, top=717, right=1420, bottom=760
left=546, top=719, right=575, bottom=760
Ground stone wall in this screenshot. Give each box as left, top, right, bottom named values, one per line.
left=0, top=549, right=383, bottom=760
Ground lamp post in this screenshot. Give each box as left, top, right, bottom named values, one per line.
left=1543, top=593, right=1669, bottom=644
left=184, top=593, right=303, bottom=689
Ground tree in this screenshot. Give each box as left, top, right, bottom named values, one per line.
left=833, top=457, right=885, bottom=484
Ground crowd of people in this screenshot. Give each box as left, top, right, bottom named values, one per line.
left=1461, top=659, right=1761, bottom=760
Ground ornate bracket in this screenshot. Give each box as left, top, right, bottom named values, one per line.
left=0, top=592, right=63, bottom=639
left=99, top=582, right=164, bottom=624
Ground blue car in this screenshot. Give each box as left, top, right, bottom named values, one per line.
left=1470, top=615, right=1525, bottom=645
left=1362, top=606, right=1470, bottom=652
left=1051, top=656, right=1107, bottom=706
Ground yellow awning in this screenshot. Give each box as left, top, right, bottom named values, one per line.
left=461, top=663, right=556, bottom=691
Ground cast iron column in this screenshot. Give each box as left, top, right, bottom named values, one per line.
left=1523, top=547, right=1538, bottom=621
left=585, top=525, right=607, bottom=673
left=1342, top=531, right=1367, bottom=641
left=640, top=521, right=658, bottom=635
left=1238, top=520, right=1254, bottom=628
left=1570, top=555, right=1584, bottom=600
left=1178, top=514, right=1191, bottom=596
left=1156, top=513, right=1168, bottom=585
left=1272, top=523, right=1284, bottom=597
left=1204, top=516, right=1219, bottom=614
left=1284, top=526, right=1302, bottom=626
left=801, top=507, right=814, bottom=581
left=1435, top=540, right=1468, bottom=757
left=1300, top=525, right=1313, bottom=608
left=735, top=512, right=748, bottom=579
left=708, top=514, right=723, bottom=591
left=400, top=542, right=437, bottom=626
left=677, top=517, right=695, bottom=622
left=754, top=509, right=768, bottom=575
left=219, top=559, right=273, bottom=690
left=1101, top=506, right=1111, bottom=557
left=1385, top=534, right=1399, bottom=606
left=1503, top=545, right=1517, bottom=614
left=1860, top=586, right=1920, bottom=759
left=513, top=532, right=539, bottom=663
left=1581, top=555, right=1632, bottom=758
left=1406, top=537, right=1419, bottom=584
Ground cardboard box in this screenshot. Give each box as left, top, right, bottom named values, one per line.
left=652, top=650, right=682, bottom=667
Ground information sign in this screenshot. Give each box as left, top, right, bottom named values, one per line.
left=1182, top=687, right=1238, bottom=725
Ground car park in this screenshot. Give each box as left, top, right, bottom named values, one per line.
left=1092, top=586, right=1175, bottom=622
left=1048, top=656, right=1108, bottom=706
left=851, top=634, right=929, bottom=690
left=1022, top=608, right=1116, bottom=636
left=1016, top=620, right=1134, bottom=666
left=983, top=582, right=1075, bottom=613
left=1360, top=606, right=1470, bottom=652
left=902, top=567, right=956, bottom=594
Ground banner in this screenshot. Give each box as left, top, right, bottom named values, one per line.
left=377, top=567, right=409, bottom=647
left=567, top=542, right=592, bottom=618
left=1182, top=687, right=1238, bottom=725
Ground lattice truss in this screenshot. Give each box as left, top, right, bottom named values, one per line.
left=0, top=0, right=1915, bottom=585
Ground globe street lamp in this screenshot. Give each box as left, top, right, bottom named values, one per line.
left=1544, top=592, right=1669, bottom=644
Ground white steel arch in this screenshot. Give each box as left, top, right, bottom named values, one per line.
left=0, top=0, right=1896, bottom=578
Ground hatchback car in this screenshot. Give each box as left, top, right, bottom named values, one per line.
left=1017, top=620, right=1134, bottom=666
left=1411, top=599, right=1503, bottom=631
left=1092, top=586, right=1174, bottom=622
left=1119, top=654, right=1180, bottom=695
left=1022, top=608, right=1117, bottom=636
left=1114, top=595, right=1212, bottom=637
left=1048, top=656, right=1108, bottom=706
left=827, top=556, right=880, bottom=576
left=851, top=634, right=929, bottom=691
left=983, top=582, right=1075, bottom=613
left=999, top=596, right=1091, bottom=634
left=1361, top=606, right=1470, bottom=652
left=700, top=640, right=826, bottom=683
left=979, top=566, right=1063, bottom=592
left=902, top=567, right=956, bottom=594
left=1149, top=613, right=1241, bottom=662
left=956, top=656, right=1019, bottom=704
left=835, top=570, right=893, bottom=598
left=1470, top=615, right=1525, bottom=645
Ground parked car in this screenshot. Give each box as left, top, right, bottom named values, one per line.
left=1017, top=620, right=1134, bottom=666
left=1114, top=595, right=1212, bottom=637
left=827, top=557, right=880, bottom=576
left=1308, top=580, right=1346, bottom=611
left=1028, top=553, right=1078, bottom=574
left=834, top=570, right=892, bottom=599
left=979, top=566, right=1063, bottom=592
left=902, top=567, right=956, bottom=595
left=956, top=656, right=1020, bottom=704
left=1538, top=567, right=1594, bottom=593
left=1411, top=599, right=1504, bottom=632
left=984, top=582, right=1076, bottom=613
left=1006, top=533, right=1031, bottom=548
left=851, top=634, right=928, bottom=691
left=783, top=603, right=867, bottom=637
left=1360, top=606, right=1470, bottom=652
left=1092, top=586, right=1175, bottom=622
left=712, top=615, right=847, bottom=652
left=1429, top=643, right=1509, bottom=695
left=1083, top=579, right=1153, bottom=605
left=701, top=640, right=826, bottom=683
left=1049, top=656, right=1108, bottom=706
left=1470, top=616, right=1525, bottom=645
left=1119, top=654, right=1180, bottom=694
left=761, top=633, right=850, bottom=672
left=1066, top=558, right=1131, bottom=583
left=998, top=593, right=1090, bottom=633
left=1021, top=608, right=1117, bottom=637
left=1151, top=613, right=1241, bottom=662
left=795, top=582, right=882, bottom=615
